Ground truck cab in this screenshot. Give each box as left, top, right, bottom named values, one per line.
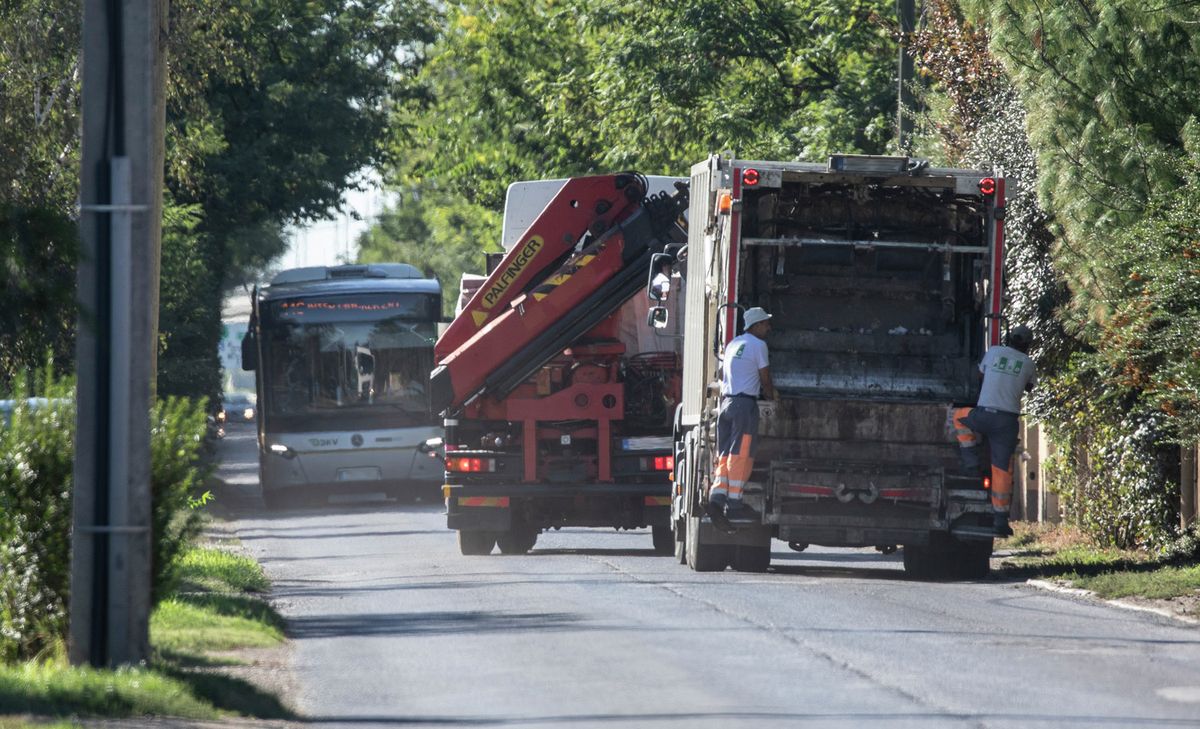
left=433, top=174, right=690, bottom=556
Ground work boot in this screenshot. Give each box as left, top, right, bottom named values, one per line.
left=724, top=500, right=759, bottom=523
left=705, top=493, right=735, bottom=534
left=993, top=513, right=1013, bottom=538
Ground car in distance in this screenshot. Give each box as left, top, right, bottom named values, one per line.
left=218, top=391, right=257, bottom=424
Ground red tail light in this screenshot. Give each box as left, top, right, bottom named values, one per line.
left=446, top=457, right=496, bottom=473
left=983, top=476, right=992, bottom=490
left=979, top=177, right=996, bottom=196
left=640, top=456, right=675, bottom=471
left=742, top=168, right=760, bottom=187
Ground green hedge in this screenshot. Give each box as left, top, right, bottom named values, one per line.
left=0, top=366, right=211, bottom=662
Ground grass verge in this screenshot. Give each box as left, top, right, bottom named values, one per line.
left=997, top=522, right=1200, bottom=615
left=0, top=544, right=291, bottom=722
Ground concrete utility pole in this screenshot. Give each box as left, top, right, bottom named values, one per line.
left=70, top=0, right=167, bottom=667
left=897, top=0, right=917, bottom=154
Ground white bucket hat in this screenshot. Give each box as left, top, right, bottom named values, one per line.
left=743, top=307, right=772, bottom=329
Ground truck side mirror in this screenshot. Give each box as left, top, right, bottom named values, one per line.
left=647, top=252, right=674, bottom=302
left=240, top=333, right=257, bottom=371
left=647, top=306, right=669, bottom=329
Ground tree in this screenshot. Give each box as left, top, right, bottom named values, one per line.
left=959, top=0, right=1200, bottom=312
left=949, top=0, right=1200, bottom=546
left=154, top=0, right=438, bottom=401
left=356, top=188, right=502, bottom=317
left=0, top=0, right=81, bottom=214
left=366, top=0, right=900, bottom=283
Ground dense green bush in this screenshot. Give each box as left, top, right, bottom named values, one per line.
left=0, top=369, right=211, bottom=662
left=149, top=396, right=212, bottom=603
left=0, top=368, right=75, bottom=662
left=1040, top=354, right=1178, bottom=550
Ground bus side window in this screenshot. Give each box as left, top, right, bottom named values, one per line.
left=241, top=332, right=257, bottom=371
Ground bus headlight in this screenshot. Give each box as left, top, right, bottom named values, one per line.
left=269, top=443, right=296, bottom=459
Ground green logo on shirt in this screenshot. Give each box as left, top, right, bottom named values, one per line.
left=732, top=343, right=746, bottom=359
left=993, top=356, right=1023, bottom=375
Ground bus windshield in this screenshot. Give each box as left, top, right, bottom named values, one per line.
left=261, top=293, right=438, bottom=431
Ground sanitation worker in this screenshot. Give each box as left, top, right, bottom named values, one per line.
left=708, top=306, right=777, bottom=530
left=950, top=325, right=1037, bottom=537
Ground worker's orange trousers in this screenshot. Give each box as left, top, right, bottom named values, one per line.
left=711, top=395, right=758, bottom=502
left=952, top=406, right=1017, bottom=514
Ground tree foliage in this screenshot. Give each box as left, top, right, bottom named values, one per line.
left=936, top=0, right=1200, bottom=546
left=356, top=188, right=501, bottom=316
left=959, top=0, right=1200, bottom=312
left=0, top=0, right=81, bottom=213
left=366, top=0, right=899, bottom=282
left=155, top=0, right=437, bottom=402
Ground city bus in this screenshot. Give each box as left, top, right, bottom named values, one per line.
left=241, top=263, right=443, bottom=508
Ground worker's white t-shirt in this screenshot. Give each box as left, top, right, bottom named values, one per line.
left=651, top=272, right=671, bottom=301
left=720, top=333, right=769, bottom=397
left=977, top=345, right=1036, bottom=413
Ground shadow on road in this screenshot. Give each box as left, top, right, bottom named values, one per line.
left=291, top=710, right=1200, bottom=726
left=286, top=610, right=584, bottom=639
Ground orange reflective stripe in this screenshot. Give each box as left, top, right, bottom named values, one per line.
left=458, top=496, right=510, bottom=507
left=990, top=465, right=1013, bottom=509
left=952, top=408, right=979, bottom=445
left=644, top=496, right=671, bottom=506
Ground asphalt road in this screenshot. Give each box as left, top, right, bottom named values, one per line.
left=215, top=424, right=1200, bottom=728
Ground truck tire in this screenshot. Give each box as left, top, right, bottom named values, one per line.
left=261, top=488, right=287, bottom=511
left=902, top=543, right=945, bottom=579
left=496, top=527, right=538, bottom=555
left=458, top=530, right=497, bottom=556
left=951, top=538, right=993, bottom=579
left=685, top=515, right=728, bottom=572
left=651, top=525, right=674, bottom=555
left=732, top=543, right=771, bottom=573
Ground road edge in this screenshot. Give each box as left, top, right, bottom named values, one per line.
left=1026, top=578, right=1200, bottom=626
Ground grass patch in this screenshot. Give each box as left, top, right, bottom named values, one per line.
left=1070, top=563, right=1200, bottom=601
left=1, top=544, right=292, bottom=721
left=0, top=718, right=81, bottom=729
left=174, top=546, right=270, bottom=594
left=997, top=523, right=1200, bottom=608
left=0, top=661, right=217, bottom=720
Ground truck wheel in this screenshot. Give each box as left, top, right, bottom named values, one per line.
left=651, top=525, right=674, bottom=555
left=673, top=520, right=687, bottom=564
left=496, top=527, right=538, bottom=555
left=732, top=543, right=771, bottom=573
left=685, top=516, right=728, bottom=572
left=951, top=538, right=993, bottom=579
left=458, top=530, right=497, bottom=556
left=903, top=533, right=959, bottom=579
left=261, top=488, right=286, bottom=511
left=902, top=543, right=944, bottom=579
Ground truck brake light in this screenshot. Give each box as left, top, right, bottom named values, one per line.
left=446, top=457, right=496, bottom=473
left=983, top=476, right=991, bottom=490
left=979, top=177, right=996, bottom=196
left=640, top=456, right=674, bottom=471
left=742, top=168, right=760, bottom=187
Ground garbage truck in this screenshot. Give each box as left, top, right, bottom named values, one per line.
left=667, top=154, right=1008, bottom=577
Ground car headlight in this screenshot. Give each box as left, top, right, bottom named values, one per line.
left=243, top=407, right=255, bottom=420
left=216, top=410, right=227, bottom=423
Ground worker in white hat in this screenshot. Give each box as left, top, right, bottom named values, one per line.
left=708, top=306, right=777, bottom=529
